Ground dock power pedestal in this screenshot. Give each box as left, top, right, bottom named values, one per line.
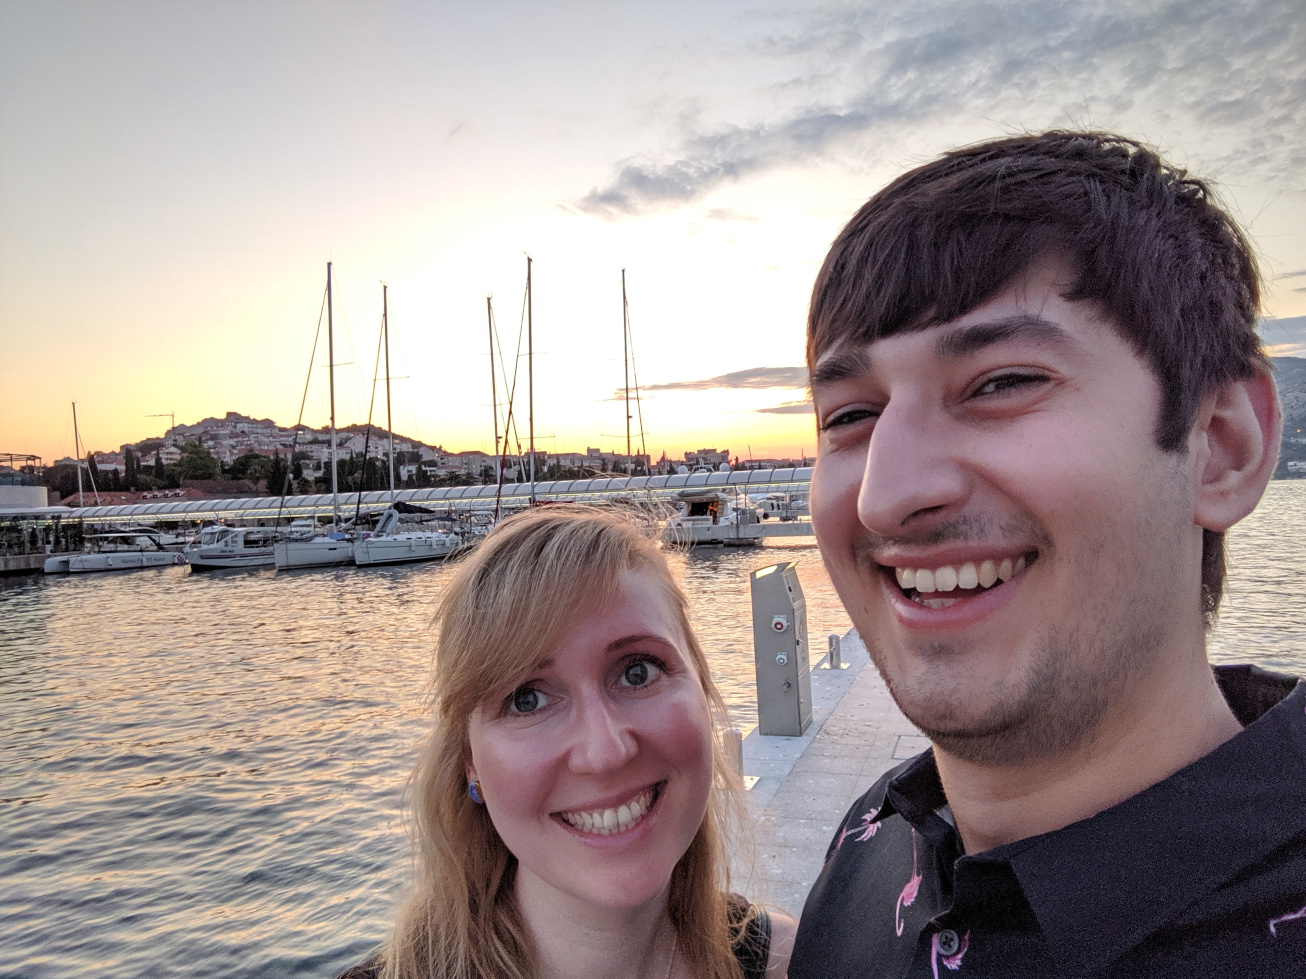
left=750, top=562, right=813, bottom=737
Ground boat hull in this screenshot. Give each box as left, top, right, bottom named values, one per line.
left=662, top=519, right=764, bottom=547
left=353, top=533, right=458, bottom=566
left=274, top=538, right=355, bottom=569
left=68, top=551, right=188, bottom=573
left=43, top=556, right=71, bottom=574
left=184, top=547, right=276, bottom=570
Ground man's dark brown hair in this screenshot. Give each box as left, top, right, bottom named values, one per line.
left=807, top=130, right=1267, bottom=621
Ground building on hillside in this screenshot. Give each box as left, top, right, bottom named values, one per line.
left=683, top=448, right=731, bottom=469
left=443, top=450, right=496, bottom=476
left=91, top=453, right=126, bottom=474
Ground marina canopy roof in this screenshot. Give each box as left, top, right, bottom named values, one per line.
left=0, top=468, right=814, bottom=525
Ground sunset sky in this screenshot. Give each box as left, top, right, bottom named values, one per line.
left=3, top=0, right=1304, bottom=465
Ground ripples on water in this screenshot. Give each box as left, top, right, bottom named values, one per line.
left=2, top=486, right=1303, bottom=977
left=0, top=539, right=849, bottom=978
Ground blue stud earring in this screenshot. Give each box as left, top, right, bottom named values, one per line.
left=468, top=780, right=484, bottom=805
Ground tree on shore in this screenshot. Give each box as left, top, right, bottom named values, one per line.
left=266, top=452, right=289, bottom=497
left=178, top=442, right=220, bottom=481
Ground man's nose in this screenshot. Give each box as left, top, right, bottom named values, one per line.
left=857, top=397, right=969, bottom=536
left=567, top=694, right=638, bottom=774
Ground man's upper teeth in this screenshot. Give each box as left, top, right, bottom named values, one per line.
left=896, top=556, right=1026, bottom=594
left=560, top=787, right=653, bottom=835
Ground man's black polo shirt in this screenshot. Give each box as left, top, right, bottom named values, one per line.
left=790, top=665, right=1306, bottom=977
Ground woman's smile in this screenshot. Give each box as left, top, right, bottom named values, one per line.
left=556, top=781, right=663, bottom=836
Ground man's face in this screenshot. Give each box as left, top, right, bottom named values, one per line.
left=809, top=259, right=1204, bottom=764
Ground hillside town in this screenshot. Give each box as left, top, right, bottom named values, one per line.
left=30, top=412, right=814, bottom=505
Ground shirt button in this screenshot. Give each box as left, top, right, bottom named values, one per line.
left=937, top=929, right=960, bottom=956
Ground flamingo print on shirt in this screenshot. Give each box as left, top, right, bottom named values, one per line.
left=835, top=807, right=881, bottom=850
left=896, top=831, right=922, bottom=937
left=1269, top=901, right=1306, bottom=937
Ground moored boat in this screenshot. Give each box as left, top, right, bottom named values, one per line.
left=183, top=525, right=276, bottom=570
left=274, top=532, right=354, bottom=569
left=662, top=488, right=763, bottom=546
left=353, top=509, right=459, bottom=566
left=45, top=530, right=189, bottom=574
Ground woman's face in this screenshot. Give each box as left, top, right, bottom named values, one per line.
left=466, top=569, right=715, bottom=911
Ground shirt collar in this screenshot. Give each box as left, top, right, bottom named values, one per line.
left=879, top=666, right=1306, bottom=975
left=1011, top=667, right=1306, bottom=975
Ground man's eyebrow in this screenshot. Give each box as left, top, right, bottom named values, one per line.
left=810, top=347, right=874, bottom=387
left=934, top=314, right=1076, bottom=360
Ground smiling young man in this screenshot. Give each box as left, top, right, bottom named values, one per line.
left=789, top=132, right=1306, bottom=977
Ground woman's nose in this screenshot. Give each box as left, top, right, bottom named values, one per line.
left=567, top=695, right=638, bottom=774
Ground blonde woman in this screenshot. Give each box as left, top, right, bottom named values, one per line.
left=340, top=506, right=795, bottom=979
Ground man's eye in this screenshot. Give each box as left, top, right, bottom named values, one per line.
left=620, top=660, right=663, bottom=688
left=506, top=685, right=550, bottom=714
left=821, top=407, right=876, bottom=430
left=973, top=373, right=1047, bottom=397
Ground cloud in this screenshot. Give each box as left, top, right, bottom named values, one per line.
left=705, top=207, right=760, bottom=223
left=1259, top=315, right=1306, bottom=346
left=1276, top=269, right=1306, bottom=280
left=576, top=0, right=1306, bottom=216
left=643, top=366, right=807, bottom=391
left=757, top=400, right=814, bottom=414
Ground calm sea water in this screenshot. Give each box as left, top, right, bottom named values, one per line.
left=2, top=485, right=1304, bottom=978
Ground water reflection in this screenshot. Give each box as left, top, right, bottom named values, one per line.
left=1, top=487, right=1303, bottom=977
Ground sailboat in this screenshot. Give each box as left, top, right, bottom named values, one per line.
left=354, top=285, right=460, bottom=566
left=274, top=262, right=356, bottom=570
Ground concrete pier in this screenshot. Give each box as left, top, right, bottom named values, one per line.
left=732, top=631, right=925, bottom=916
left=0, top=553, right=46, bottom=575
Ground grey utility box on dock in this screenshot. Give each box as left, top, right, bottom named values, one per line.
left=750, top=562, right=813, bottom=737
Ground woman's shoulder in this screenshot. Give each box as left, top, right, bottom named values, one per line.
left=726, top=894, right=770, bottom=979
left=727, top=893, right=796, bottom=979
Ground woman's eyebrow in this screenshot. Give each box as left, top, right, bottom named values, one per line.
left=607, top=633, right=672, bottom=653
left=933, top=314, right=1076, bottom=360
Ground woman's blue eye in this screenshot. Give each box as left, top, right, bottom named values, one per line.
left=620, top=660, right=662, bottom=688
left=508, top=686, right=549, bottom=714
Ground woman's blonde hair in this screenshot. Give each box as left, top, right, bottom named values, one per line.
left=380, top=505, right=748, bottom=979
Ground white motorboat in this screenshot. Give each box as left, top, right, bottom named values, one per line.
left=183, top=525, right=276, bottom=570
left=353, top=509, right=459, bottom=566
left=45, top=530, right=188, bottom=574
left=662, top=489, right=763, bottom=546
left=755, top=492, right=810, bottom=521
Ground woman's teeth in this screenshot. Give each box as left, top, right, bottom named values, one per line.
left=559, top=787, right=655, bottom=835
left=894, top=555, right=1028, bottom=605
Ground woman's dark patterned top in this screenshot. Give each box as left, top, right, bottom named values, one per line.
left=337, top=893, right=772, bottom=979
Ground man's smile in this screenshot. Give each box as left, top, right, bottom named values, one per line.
left=886, top=551, right=1038, bottom=609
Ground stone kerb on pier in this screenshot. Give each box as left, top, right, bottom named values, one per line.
left=732, top=631, right=926, bottom=917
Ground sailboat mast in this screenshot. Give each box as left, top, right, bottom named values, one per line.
left=527, top=255, right=535, bottom=501
left=622, top=269, right=631, bottom=476
left=328, top=262, right=339, bottom=527
left=487, top=295, right=500, bottom=474
left=72, top=401, right=83, bottom=507
left=383, top=284, right=395, bottom=507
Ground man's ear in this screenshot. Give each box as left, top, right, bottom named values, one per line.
left=1191, top=364, right=1281, bottom=532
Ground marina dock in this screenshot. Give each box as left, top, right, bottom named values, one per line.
left=734, top=632, right=925, bottom=916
